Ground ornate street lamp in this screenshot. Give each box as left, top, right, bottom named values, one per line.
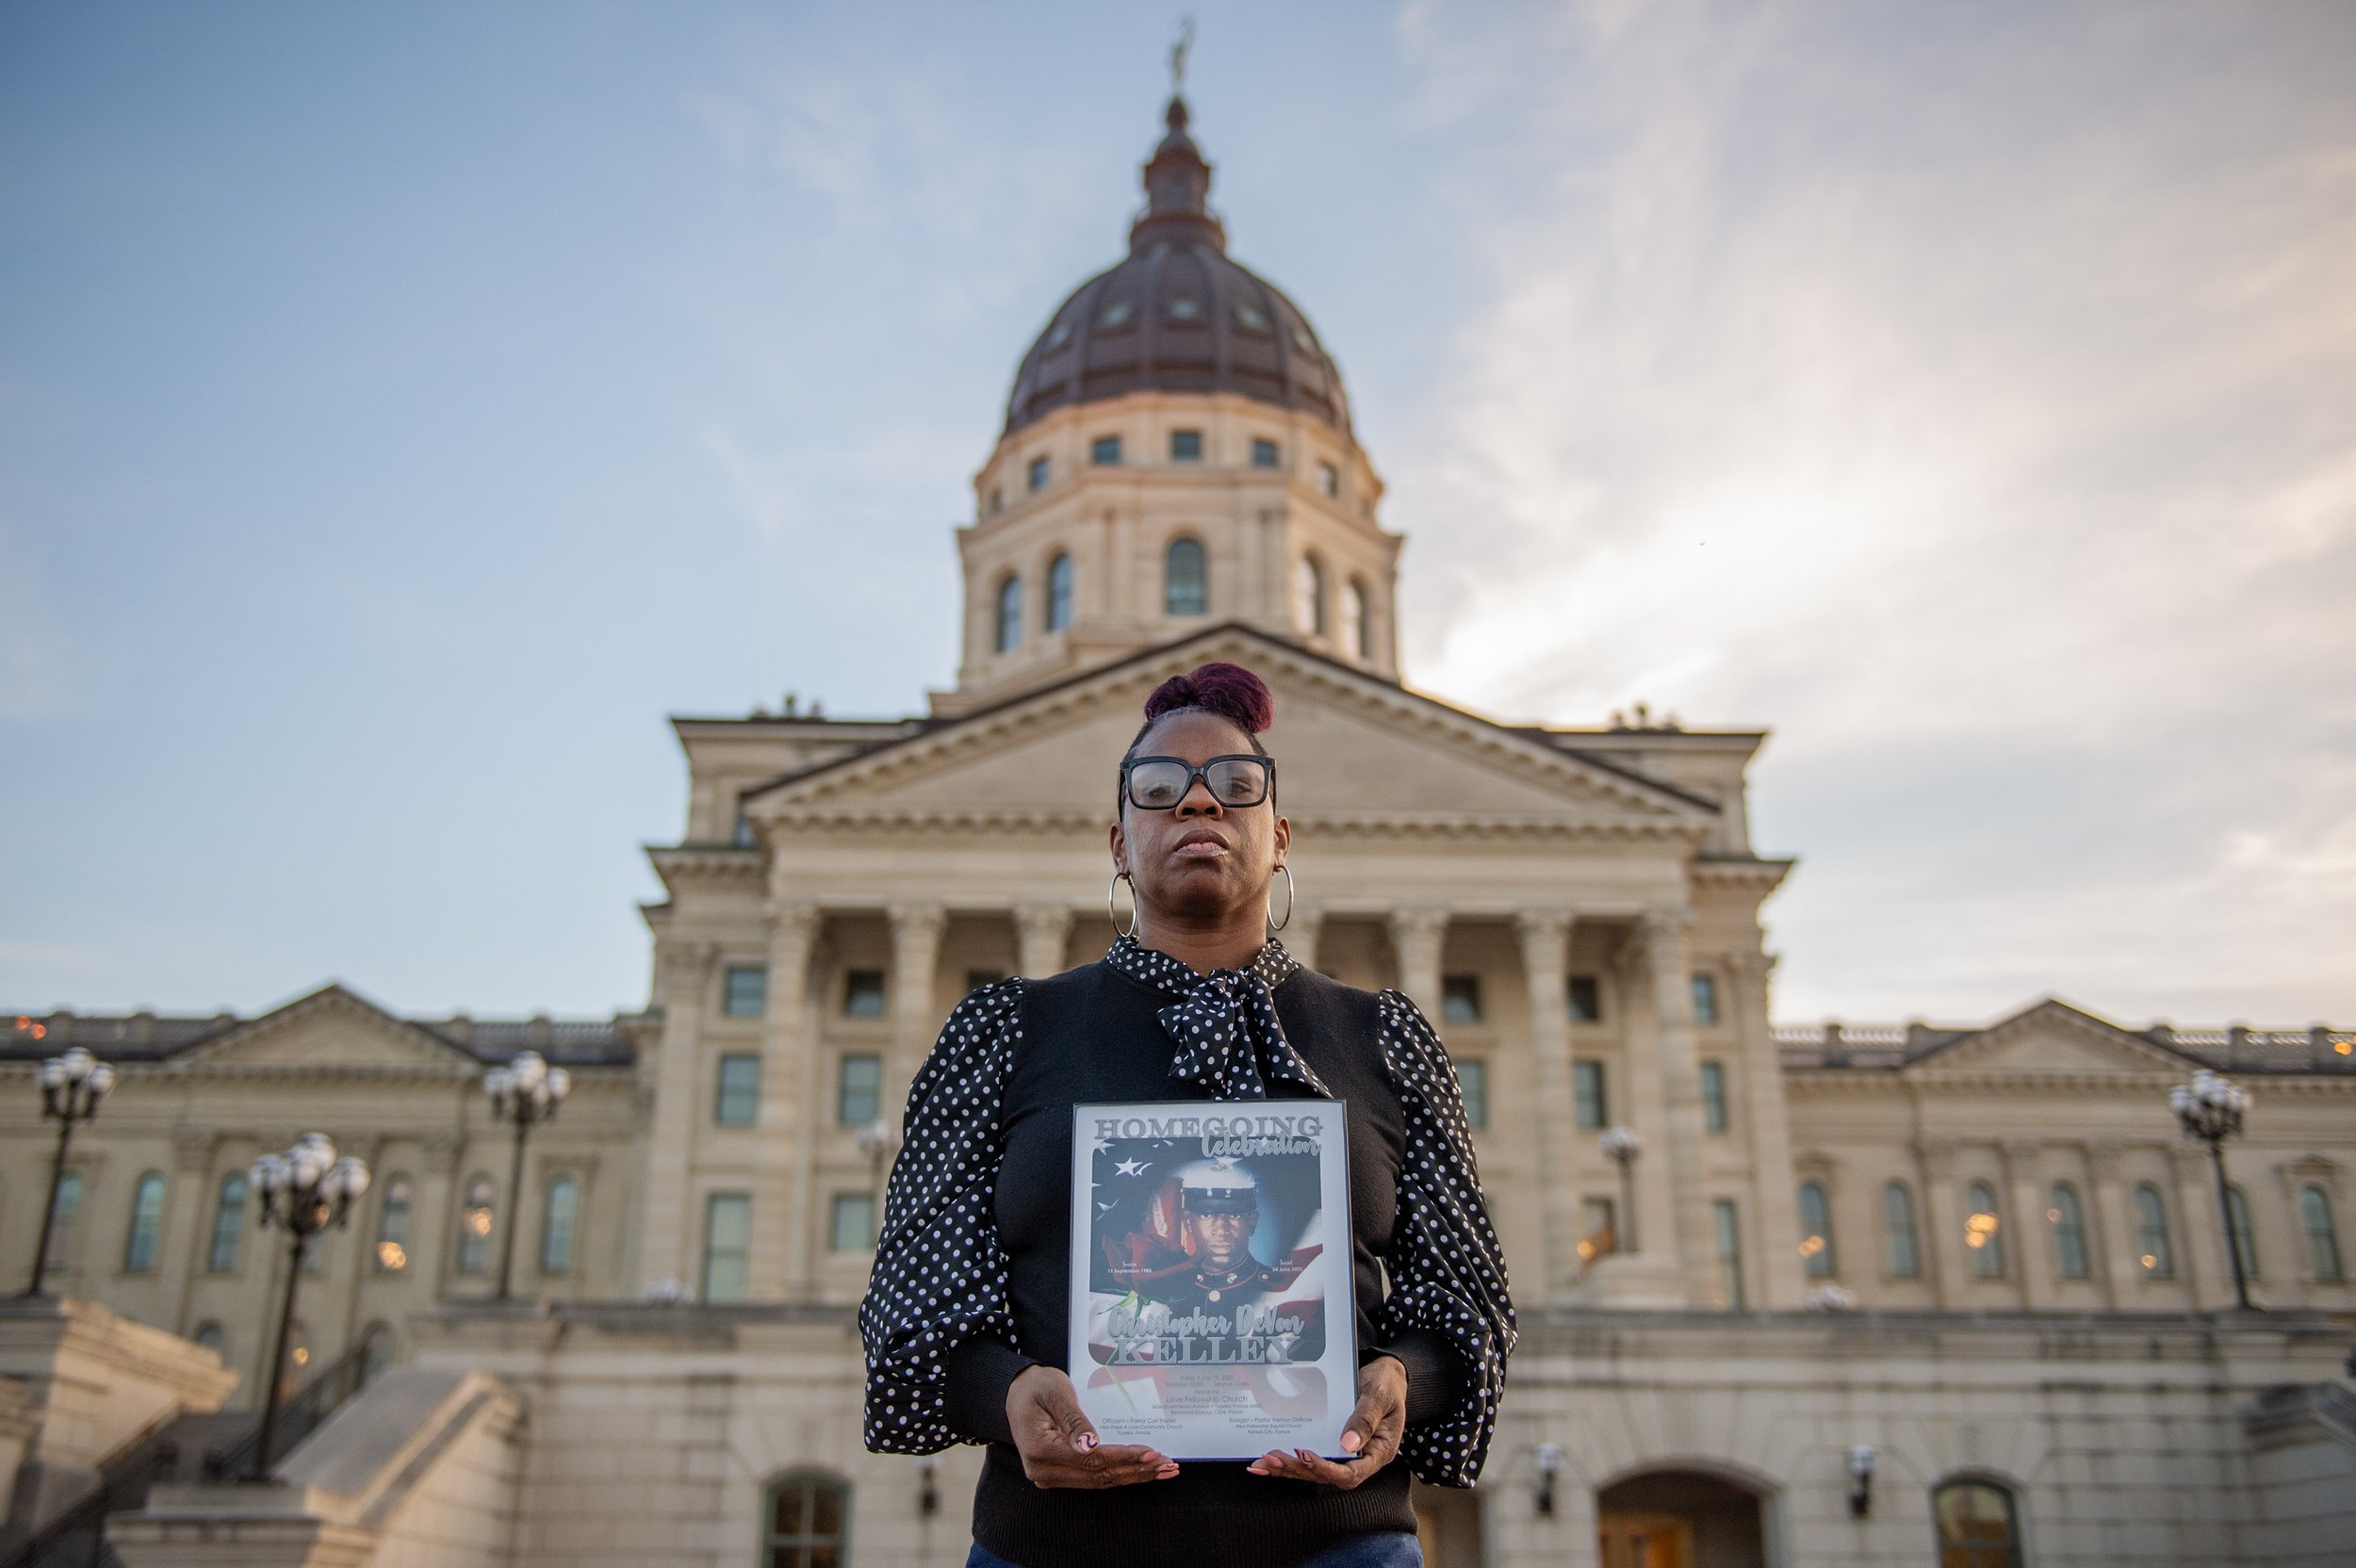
left=249, top=1134, right=369, bottom=1480
left=2169, top=1068, right=2252, bottom=1310
left=484, top=1050, right=570, bottom=1300
left=24, top=1046, right=116, bottom=1297
left=1599, top=1125, right=1643, bottom=1254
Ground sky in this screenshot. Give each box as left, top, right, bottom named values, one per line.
left=3, top=1, right=2351, bottom=1029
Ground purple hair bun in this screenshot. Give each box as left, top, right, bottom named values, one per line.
left=1142, top=662, right=1276, bottom=735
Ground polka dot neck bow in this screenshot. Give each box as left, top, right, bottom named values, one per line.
left=1106, top=935, right=1332, bottom=1101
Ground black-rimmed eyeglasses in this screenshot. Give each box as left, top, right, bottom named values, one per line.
left=1120, top=755, right=1275, bottom=811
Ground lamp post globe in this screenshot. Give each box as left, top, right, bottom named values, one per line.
left=2169, top=1068, right=2253, bottom=1310
left=25, top=1044, right=117, bottom=1297
left=1599, top=1125, right=1643, bottom=1255
left=486, top=1050, right=571, bottom=1300
left=250, top=1134, right=368, bottom=1480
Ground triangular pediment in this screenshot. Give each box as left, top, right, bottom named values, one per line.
left=176, top=985, right=480, bottom=1074
left=1906, top=998, right=2198, bottom=1077
left=745, top=628, right=1715, bottom=837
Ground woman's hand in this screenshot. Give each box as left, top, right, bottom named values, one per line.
left=1006, top=1364, right=1180, bottom=1489
left=1248, top=1356, right=1406, bottom=1489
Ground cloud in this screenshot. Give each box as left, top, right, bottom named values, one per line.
left=1388, top=1, right=2356, bottom=1022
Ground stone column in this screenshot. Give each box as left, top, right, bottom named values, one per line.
left=2170, top=1146, right=2226, bottom=1309
left=1282, top=906, right=1323, bottom=972
left=1015, top=904, right=1072, bottom=980
left=887, top=904, right=949, bottom=1107
left=1516, top=910, right=1579, bottom=1298
left=1387, top=908, right=1447, bottom=1020
left=2003, top=1140, right=2049, bottom=1310
left=1727, top=949, right=1807, bottom=1308
left=1642, top=909, right=1719, bottom=1305
left=1915, top=1140, right=1962, bottom=1307
left=754, top=902, right=819, bottom=1302
left=2086, top=1142, right=2137, bottom=1309
left=635, top=939, right=717, bottom=1291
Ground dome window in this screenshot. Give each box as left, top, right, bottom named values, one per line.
left=1295, top=554, right=1328, bottom=638
left=1291, top=326, right=1317, bottom=355
left=1251, top=438, right=1280, bottom=469
left=1043, top=320, right=1072, bottom=351
left=1170, top=430, right=1203, bottom=463
left=1234, top=303, right=1269, bottom=334
left=1167, top=296, right=1203, bottom=323
left=1046, top=553, right=1074, bottom=632
left=1343, top=578, right=1371, bottom=660
left=1098, top=301, right=1134, bottom=331
left=995, top=575, right=1024, bottom=654
left=987, top=487, right=1004, bottom=516
left=1165, top=538, right=1208, bottom=616
left=1091, top=435, right=1122, bottom=466
left=1317, top=460, right=1340, bottom=498
left=1027, top=456, right=1050, bottom=493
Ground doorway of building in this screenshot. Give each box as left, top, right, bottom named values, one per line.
left=1596, top=1470, right=1767, bottom=1568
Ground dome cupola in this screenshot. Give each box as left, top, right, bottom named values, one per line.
left=1002, top=97, right=1351, bottom=437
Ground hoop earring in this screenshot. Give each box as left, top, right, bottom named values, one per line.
left=1107, top=870, right=1139, bottom=939
left=1267, top=862, right=1296, bottom=934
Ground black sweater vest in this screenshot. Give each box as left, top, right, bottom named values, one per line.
left=943, top=958, right=1453, bottom=1568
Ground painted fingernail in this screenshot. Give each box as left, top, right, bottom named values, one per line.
left=1075, top=1433, right=1096, bottom=1451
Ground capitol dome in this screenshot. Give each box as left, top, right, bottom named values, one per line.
left=1002, top=97, right=1352, bottom=436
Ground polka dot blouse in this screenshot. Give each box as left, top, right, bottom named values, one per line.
left=858, top=936, right=1518, bottom=1488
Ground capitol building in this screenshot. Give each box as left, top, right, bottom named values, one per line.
left=2, top=93, right=2351, bottom=1568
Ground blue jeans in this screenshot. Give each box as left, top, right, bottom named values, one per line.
left=967, top=1533, right=1421, bottom=1568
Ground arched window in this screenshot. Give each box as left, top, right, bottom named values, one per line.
left=2133, top=1183, right=2174, bottom=1278
left=2300, top=1185, right=2344, bottom=1281
left=207, top=1173, right=247, bottom=1273
left=1933, top=1478, right=2023, bottom=1567
left=1965, top=1181, right=2005, bottom=1278
left=374, top=1176, right=413, bottom=1274
left=540, top=1175, right=579, bottom=1276
left=1885, top=1181, right=1922, bottom=1278
left=761, top=1472, right=850, bottom=1568
left=2048, top=1184, right=2088, bottom=1279
left=2225, top=1184, right=2259, bottom=1279
left=360, top=1321, right=397, bottom=1384
left=44, top=1171, right=82, bottom=1275
left=1294, top=554, right=1327, bottom=637
left=123, top=1171, right=166, bottom=1273
left=994, top=574, right=1023, bottom=654
left=1797, top=1181, right=1835, bottom=1278
left=1045, top=551, right=1073, bottom=631
left=456, top=1175, right=496, bottom=1276
left=191, top=1320, right=227, bottom=1356
left=1165, top=537, right=1207, bottom=616
left=1342, top=578, right=1370, bottom=660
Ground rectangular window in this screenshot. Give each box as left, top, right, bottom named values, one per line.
left=830, top=1193, right=877, bottom=1252
left=1713, top=1198, right=1745, bottom=1309
left=1317, top=460, right=1339, bottom=497
left=1251, top=438, right=1280, bottom=468
left=1691, top=972, right=1721, bottom=1025
left=714, top=1054, right=761, bottom=1127
left=723, top=965, right=767, bottom=1018
left=1170, top=429, right=1203, bottom=462
left=1574, top=1060, right=1608, bottom=1130
left=1700, top=1061, right=1728, bottom=1133
left=700, top=1193, right=750, bottom=1304
left=1091, top=434, right=1121, bottom=465
left=1582, top=1196, right=1617, bottom=1257
left=1453, top=1059, right=1489, bottom=1131
left=1026, top=455, right=1049, bottom=493
left=838, top=1054, right=882, bottom=1128
left=1567, top=975, right=1603, bottom=1023
left=1440, top=974, right=1483, bottom=1024
left=843, top=970, right=886, bottom=1018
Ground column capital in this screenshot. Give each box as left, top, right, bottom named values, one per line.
left=2001, top=1139, right=2045, bottom=1166
left=763, top=902, right=822, bottom=945
left=1915, top=1137, right=1965, bottom=1177
left=2084, top=1140, right=2132, bottom=1178
left=172, top=1129, right=217, bottom=1172
left=1514, top=908, right=1574, bottom=951
left=1388, top=907, right=1449, bottom=942
left=660, top=938, right=721, bottom=977
left=1015, top=902, right=1071, bottom=941
left=1726, top=947, right=1775, bottom=981
left=1641, top=906, right=1696, bottom=945
left=887, top=902, right=949, bottom=952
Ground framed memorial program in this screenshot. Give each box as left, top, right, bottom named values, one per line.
left=1068, top=1101, right=1357, bottom=1462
